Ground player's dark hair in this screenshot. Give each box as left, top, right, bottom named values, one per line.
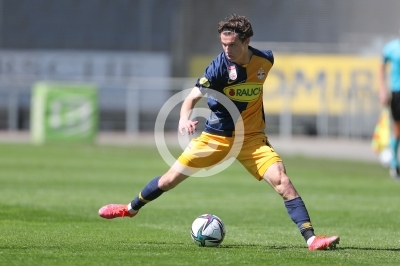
left=217, top=14, right=253, bottom=42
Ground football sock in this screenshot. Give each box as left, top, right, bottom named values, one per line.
left=129, top=176, right=165, bottom=212
left=284, top=197, right=315, bottom=242
left=306, top=236, right=316, bottom=246
left=390, top=137, right=399, bottom=168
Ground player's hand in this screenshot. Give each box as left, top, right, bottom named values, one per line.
left=179, top=119, right=199, bottom=135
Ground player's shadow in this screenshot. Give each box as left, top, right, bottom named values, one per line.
left=219, top=245, right=400, bottom=252
left=338, top=247, right=400, bottom=252
left=140, top=242, right=400, bottom=252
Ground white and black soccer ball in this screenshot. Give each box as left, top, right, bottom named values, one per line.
left=190, top=214, right=226, bottom=247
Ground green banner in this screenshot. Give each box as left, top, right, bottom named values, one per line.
left=31, top=82, right=98, bottom=144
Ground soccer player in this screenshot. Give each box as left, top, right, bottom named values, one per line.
left=99, top=14, right=340, bottom=250
left=379, top=25, right=400, bottom=179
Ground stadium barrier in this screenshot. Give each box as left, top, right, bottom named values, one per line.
left=0, top=76, right=381, bottom=140
left=0, top=51, right=382, bottom=140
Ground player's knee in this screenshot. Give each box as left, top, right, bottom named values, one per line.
left=279, top=177, right=298, bottom=200
left=272, top=174, right=288, bottom=193
left=264, top=162, right=285, bottom=184
left=264, top=163, right=298, bottom=199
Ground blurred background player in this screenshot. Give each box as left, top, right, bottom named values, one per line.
left=98, top=14, right=340, bottom=250
left=379, top=25, right=400, bottom=179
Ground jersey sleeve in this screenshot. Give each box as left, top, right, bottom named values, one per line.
left=195, top=56, right=224, bottom=94
left=264, top=50, right=274, bottom=65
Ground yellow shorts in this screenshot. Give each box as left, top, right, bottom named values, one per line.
left=177, top=132, right=282, bottom=180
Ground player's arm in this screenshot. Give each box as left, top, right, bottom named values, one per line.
left=379, top=60, right=389, bottom=106
left=179, top=86, right=203, bottom=135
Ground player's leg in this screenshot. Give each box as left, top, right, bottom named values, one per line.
left=263, top=161, right=339, bottom=250
left=99, top=132, right=230, bottom=219
left=237, top=134, right=313, bottom=241
left=263, top=161, right=322, bottom=246
left=389, top=91, right=400, bottom=178
left=238, top=133, right=339, bottom=250
left=264, top=162, right=340, bottom=250
left=98, top=165, right=191, bottom=219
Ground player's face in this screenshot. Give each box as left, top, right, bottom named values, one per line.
left=220, top=32, right=249, bottom=64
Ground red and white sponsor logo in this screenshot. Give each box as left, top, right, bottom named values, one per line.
left=228, top=65, right=237, bottom=80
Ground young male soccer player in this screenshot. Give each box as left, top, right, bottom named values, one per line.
left=379, top=25, right=400, bottom=179
left=99, top=14, right=340, bottom=250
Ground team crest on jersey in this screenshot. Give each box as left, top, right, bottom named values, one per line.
left=257, top=68, right=265, bottom=79
left=223, top=82, right=262, bottom=102
left=228, top=65, right=237, bottom=81
left=199, top=77, right=210, bottom=87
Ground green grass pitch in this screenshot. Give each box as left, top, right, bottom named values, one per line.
left=1, top=142, right=399, bottom=266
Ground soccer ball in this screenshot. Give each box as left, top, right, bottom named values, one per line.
left=190, top=214, right=226, bottom=247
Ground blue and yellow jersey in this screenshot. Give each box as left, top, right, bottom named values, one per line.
left=383, top=39, right=400, bottom=91
left=195, top=46, right=273, bottom=136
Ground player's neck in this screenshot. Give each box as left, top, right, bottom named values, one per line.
left=237, top=48, right=252, bottom=66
